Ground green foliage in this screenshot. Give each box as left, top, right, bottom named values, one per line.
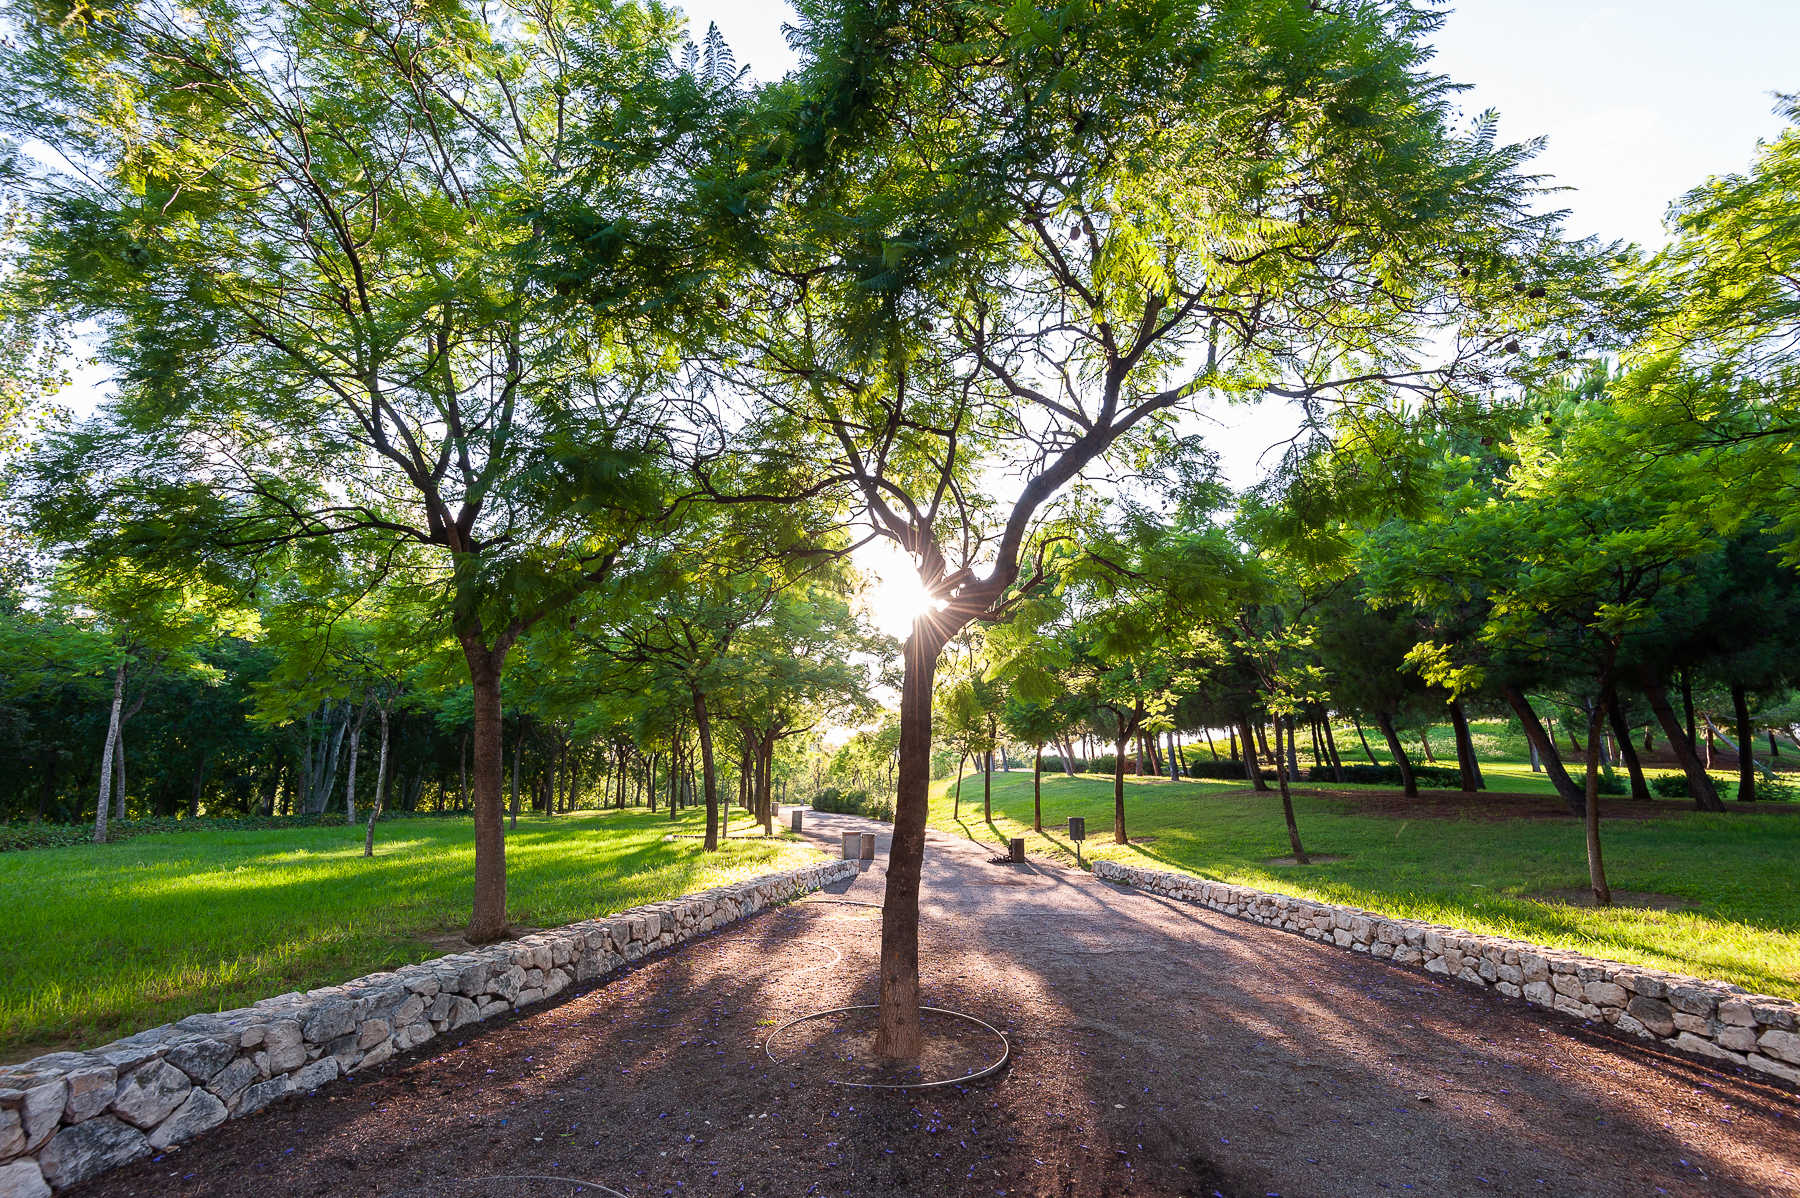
left=807, top=786, right=893, bottom=822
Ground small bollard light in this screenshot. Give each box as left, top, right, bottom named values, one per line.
left=1068, top=816, right=1086, bottom=865
left=1009, top=837, right=1025, bottom=863
left=842, top=831, right=860, bottom=860
left=790, top=808, right=803, bottom=834
left=860, top=831, right=876, bottom=860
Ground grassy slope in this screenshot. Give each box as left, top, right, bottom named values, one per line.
left=1, top=809, right=817, bottom=1061
left=929, top=763, right=1800, bottom=1002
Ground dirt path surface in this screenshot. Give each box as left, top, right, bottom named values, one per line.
left=75, top=811, right=1800, bottom=1198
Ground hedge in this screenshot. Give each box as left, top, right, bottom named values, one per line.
left=807, top=786, right=896, bottom=822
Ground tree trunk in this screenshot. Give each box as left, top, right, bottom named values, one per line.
left=1033, top=744, right=1043, bottom=833
left=1284, top=715, right=1299, bottom=777
left=983, top=747, right=993, bottom=823
left=1447, top=700, right=1484, bottom=791
left=1584, top=684, right=1612, bottom=906
left=343, top=727, right=361, bottom=825
left=1375, top=711, right=1418, bottom=798
left=1681, top=670, right=1697, bottom=748
left=875, top=625, right=945, bottom=1061
left=694, top=691, right=720, bottom=851
left=1321, top=718, right=1346, bottom=782
left=1239, top=714, right=1269, bottom=791
left=94, top=662, right=126, bottom=843
left=1352, top=715, right=1379, bottom=764
left=1273, top=715, right=1309, bottom=864
left=1417, top=729, right=1438, bottom=763
left=1732, top=684, right=1756, bottom=803
left=1498, top=684, right=1585, bottom=815
left=364, top=707, right=390, bottom=857
left=1605, top=693, right=1651, bottom=800
left=113, top=722, right=127, bottom=820
left=1644, top=680, right=1724, bottom=811
left=1112, top=727, right=1129, bottom=845
left=461, top=638, right=510, bottom=943
left=1203, top=725, right=1218, bottom=762
left=952, top=752, right=966, bottom=820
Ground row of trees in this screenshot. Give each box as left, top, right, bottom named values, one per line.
left=4, top=0, right=1793, bottom=1059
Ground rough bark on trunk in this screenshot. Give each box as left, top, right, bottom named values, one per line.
left=94, top=662, right=126, bottom=843
left=875, top=626, right=944, bottom=1061
left=1321, top=718, right=1346, bottom=782
left=1375, top=711, right=1417, bottom=798
left=462, top=638, right=510, bottom=943
left=1644, top=681, right=1725, bottom=811
left=1498, top=684, right=1585, bottom=816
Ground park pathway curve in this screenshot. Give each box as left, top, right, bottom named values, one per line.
left=73, top=808, right=1800, bottom=1198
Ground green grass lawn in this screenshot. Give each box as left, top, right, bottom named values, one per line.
left=930, top=767, right=1800, bottom=1001
left=0, top=808, right=818, bottom=1062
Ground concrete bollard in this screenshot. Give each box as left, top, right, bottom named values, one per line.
left=790, top=808, right=803, bottom=833
left=1009, top=837, right=1025, bottom=863
left=842, top=831, right=860, bottom=859
left=860, top=831, right=877, bottom=860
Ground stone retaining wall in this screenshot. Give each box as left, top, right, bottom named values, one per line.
left=1094, top=860, right=1800, bottom=1090
left=0, top=859, right=856, bottom=1197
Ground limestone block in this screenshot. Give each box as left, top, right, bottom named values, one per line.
left=147, top=1089, right=227, bottom=1149
left=110, top=1061, right=191, bottom=1130
left=38, top=1118, right=149, bottom=1189
left=0, top=1160, right=49, bottom=1198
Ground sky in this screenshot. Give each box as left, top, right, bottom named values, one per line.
left=672, top=0, right=1800, bottom=492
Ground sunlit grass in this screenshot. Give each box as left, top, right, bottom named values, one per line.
left=930, top=766, right=1800, bottom=1000
left=0, top=809, right=818, bottom=1061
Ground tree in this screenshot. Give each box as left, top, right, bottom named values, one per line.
left=697, top=0, right=1577, bottom=1058
left=5, top=0, right=700, bottom=938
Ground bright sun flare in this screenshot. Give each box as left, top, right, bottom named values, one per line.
left=856, top=540, right=944, bottom=641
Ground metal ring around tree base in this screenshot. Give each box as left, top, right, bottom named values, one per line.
left=764, top=1004, right=1011, bottom=1090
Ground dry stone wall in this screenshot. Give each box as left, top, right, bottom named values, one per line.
left=1094, top=861, right=1800, bottom=1091
left=0, top=859, right=855, bottom=1197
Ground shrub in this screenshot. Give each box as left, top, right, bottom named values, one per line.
left=808, top=787, right=895, bottom=821
left=1650, top=772, right=1737, bottom=801
left=0, top=810, right=454, bottom=853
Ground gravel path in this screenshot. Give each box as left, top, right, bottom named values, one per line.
left=74, top=810, right=1800, bottom=1198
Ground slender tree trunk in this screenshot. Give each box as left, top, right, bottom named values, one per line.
left=1417, top=728, right=1437, bottom=763
left=1353, top=715, right=1378, bottom=764
left=1228, top=725, right=1239, bottom=762
left=93, top=662, right=125, bottom=843
left=113, top=723, right=127, bottom=820
left=1170, top=730, right=1185, bottom=780
left=1255, top=720, right=1272, bottom=759
left=694, top=691, right=720, bottom=851
left=983, top=747, right=993, bottom=823
left=875, top=626, right=946, bottom=1061
left=1606, top=693, right=1651, bottom=800
left=1284, top=715, right=1299, bottom=777
left=1644, top=681, right=1725, bottom=811
left=461, top=638, right=510, bottom=943
left=1273, top=715, right=1309, bottom=863
left=1239, top=714, right=1270, bottom=791
left=364, top=707, right=390, bottom=857
left=1321, top=718, right=1346, bottom=782
left=1112, top=726, right=1129, bottom=845
left=1033, top=744, right=1043, bottom=833
left=952, top=752, right=966, bottom=820
left=1203, top=725, right=1219, bottom=762
left=1448, top=700, right=1484, bottom=791
left=1375, top=711, right=1418, bottom=798
left=343, top=728, right=361, bottom=825
left=1584, top=684, right=1612, bottom=906
left=1499, top=684, right=1585, bottom=815
left=1732, top=684, right=1757, bottom=803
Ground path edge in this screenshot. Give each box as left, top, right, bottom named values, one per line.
left=0, top=857, right=857, bottom=1196
left=1093, top=860, right=1800, bottom=1090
